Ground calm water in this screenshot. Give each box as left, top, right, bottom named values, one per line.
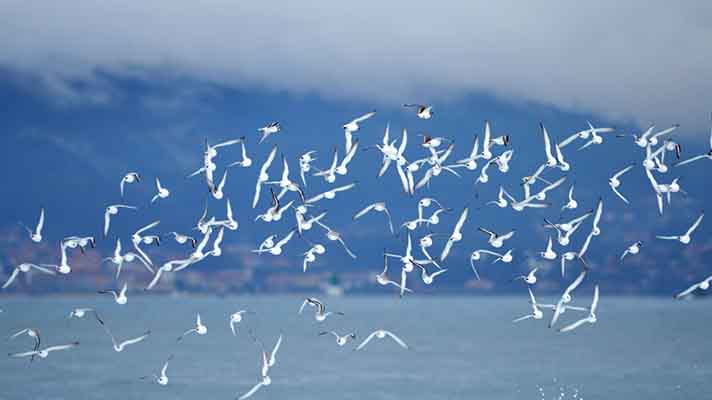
left=0, top=295, right=709, bottom=400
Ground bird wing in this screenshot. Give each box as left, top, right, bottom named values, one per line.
left=384, top=331, right=409, bottom=349
left=2, top=268, right=19, bottom=289
left=590, top=285, right=600, bottom=314
left=269, top=334, right=282, bottom=366
left=440, top=239, right=454, bottom=262
left=557, top=317, right=590, bottom=333
left=36, top=208, right=45, bottom=235
left=611, top=186, right=629, bottom=204
left=686, top=212, right=705, bottom=236
left=675, top=282, right=701, bottom=299
left=340, top=140, right=359, bottom=167
left=353, top=204, right=376, bottom=220
left=239, top=382, right=264, bottom=400
left=565, top=269, right=588, bottom=296
left=352, top=111, right=376, bottom=124
left=355, top=331, right=379, bottom=351
left=104, top=211, right=111, bottom=237
left=9, top=350, right=39, bottom=358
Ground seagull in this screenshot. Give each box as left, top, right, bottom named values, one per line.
left=210, top=169, right=228, bottom=200
left=251, top=229, right=296, bottom=256
left=353, top=201, right=394, bottom=235
left=313, top=147, right=339, bottom=184
left=151, top=178, right=170, bottom=204
left=315, top=220, right=357, bottom=259
left=306, top=182, right=357, bottom=204
left=141, top=354, right=173, bottom=386
left=302, top=242, right=326, bottom=272
left=103, top=238, right=153, bottom=279
left=298, top=298, right=343, bottom=322
left=656, top=211, right=704, bottom=244
left=227, top=139, right=253, bottom=168
left=120, top=172, right=141, bottom=197
left=144, top=259, right=189, bottom=291
left=319, top=331, right=357, bottom=347
left=208, top=227, right=225, bottom=257
left=336, top=139, right=360, bottom=176
left=376, top=251, right=413, bottom=294
left=674, top=126, right=711, bottom=166
left=61, top=236, right=96, bottom=254
left=456, top=134, right=482, bottom=170
left=39, top=243, right=71, bottom=275
left=165, top=232, right=197, bottom=248
left=561, top=185, right=578, bottom=211
left=513, top=268, right=538, bottom=285
left=298, top=150, right=317, bottom=186
left=238, top=335, right=282, bottom=400
left=403, top=104, right=433, bottom=119
left=558, top=285, right=600, bottom=333
left=253, top=145, right=278, bottom=208
left=560, top=122, right=615, bottom=148
left=470, top=249, right=514, bottom=264
left=591, top=198, right=604, bottom=236
left=67, top=308, right=104, bottom=325
left=2, top=263, right=56, bottom=289
left=266, top=155, right=305, bottom=201
left=540, top=123, right=558, bottom=167
left=343, top=110, right=376, bottom=153
left=440, top=207, right=468, bottom=262
left=620, top=241, right=643, bottom=261
left=103, top=205, right=137, bottom=238
left=104, top=328, right=150, bottom=352
left=9, top=342, right=79, bottom=360
left=258, top=122, right=281, bottom=144
left=554, top=142, right=570, bottom=171
left=20, top=207, right=44, bottom=243
left=97, top=282, right=128, bottom=305
left=177, top=313, right=207, bottom=341
left=131, top=220, right=161, bottom=267
left=416, top=265, right=448, bottom=285
left=355, top=329, right=408, bottom=350
left=549, top=268, right=588, bottom=328
left=229, top=310, right=253, bottom=336
left=513, top=288, right=544, bottom=322
left=540, top=237, right=557, bottom=260
left=9, top=328, right=41, bottom=360
left=478, top=227, right=515, bottom=249
left=487, top=186, right=515, bottom=209
left=674, top=274, right=712, bottom=299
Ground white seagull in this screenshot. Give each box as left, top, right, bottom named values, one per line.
left=120, top=172, right=141, bottom=197
left=151, top=177, right=170, bottom=204
left=558, top=285, right=600, bottom=333
left=656, top=211, right=704, bottom=244
left=356, top=329, right=408, bottom=350
left=353, top=201, right=394, bottom=235
left=103, top=204, right=138, bottom=238
left=258, top=122, right=281, bottom=144
left=2, top=263, right=56, bottom=289
left=20, top=207, right=45, bottom=243
left=177, top=313, right=208, bottom=341
left=97, top=282, right=128, bottom=305
left=440, top=207, right=468, bottom=262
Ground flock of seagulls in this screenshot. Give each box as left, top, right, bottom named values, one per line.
left=3, top=103, right=712, bottom=399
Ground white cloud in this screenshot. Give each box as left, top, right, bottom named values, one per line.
left=1, top=1, right=711, bottom=132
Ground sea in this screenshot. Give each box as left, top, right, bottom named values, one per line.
left=0, top=295, right=709, bottom=400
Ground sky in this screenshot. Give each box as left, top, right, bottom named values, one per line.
left=0, top=2, right=710, bottom=293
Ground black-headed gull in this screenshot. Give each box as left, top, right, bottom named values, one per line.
left=20, top=207, right=44, bottom=243
left=2, top=263, right=56, bottom=289
left=558, top=285, right=599, bottom=333
left=165, top=232, right=196, bottom=248
left=251, top=229, right=296, bottom=256
left=103, top=204, right=137, bottom=238
left=403, top=103, right=433, bottom=119
left=151, top=177, right=170, bottom=204
left=319, top=331, right=357, bottom=347
left=355, top=329, right=408, bottom=350
left=298, top=297, right=343, bottom=322
left=103, top=238, right=153, bottom=279
left=104, top=328, right=150, bottom=352
left=9, top=328, right=41, bottom=359
left=656, top=211, right=704, bottom=244
left=478, top=227, right=515, bottom=248
left=561, top=184, right=578, bottom=211
left=229, top=310, right=254, bottom=336
left=513, top=268, right=538, bottom=285
left=353, top=201, right=394, bottom=235
left=315, top=220, right=357, bottom=259
left=67, top=308, right=104, bottom=325
left=513, top=288, right=544, bottom=322
left=252, top=145, right=278, bottom=208
left=344, top=111, right=376, bottom=152
left=305, top=182, right=357, bottom=204
left=258, top=122, right=281, bottom=144
left=141, top=354, right=173, bottom=386
left=120, top=172, right=140, bottom=197
left=539, top=236, right=557, bottom=260
left=227, top=139, right=252, bottom=168
left=620, top=241, right=643, bottom=261
left=675, top=274, right=712, bottom=299
left=9, top=342, right=79, bottom=360
left=97, top=282, right=128, bottom=305
left=549, top=268, right=588, bottom=328
left=177, top=313, right=207, bottom=341
left=440, top=207, right=468, bottom=262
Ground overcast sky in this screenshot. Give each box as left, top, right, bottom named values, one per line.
left=2, top=1, right=712, bottom=131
